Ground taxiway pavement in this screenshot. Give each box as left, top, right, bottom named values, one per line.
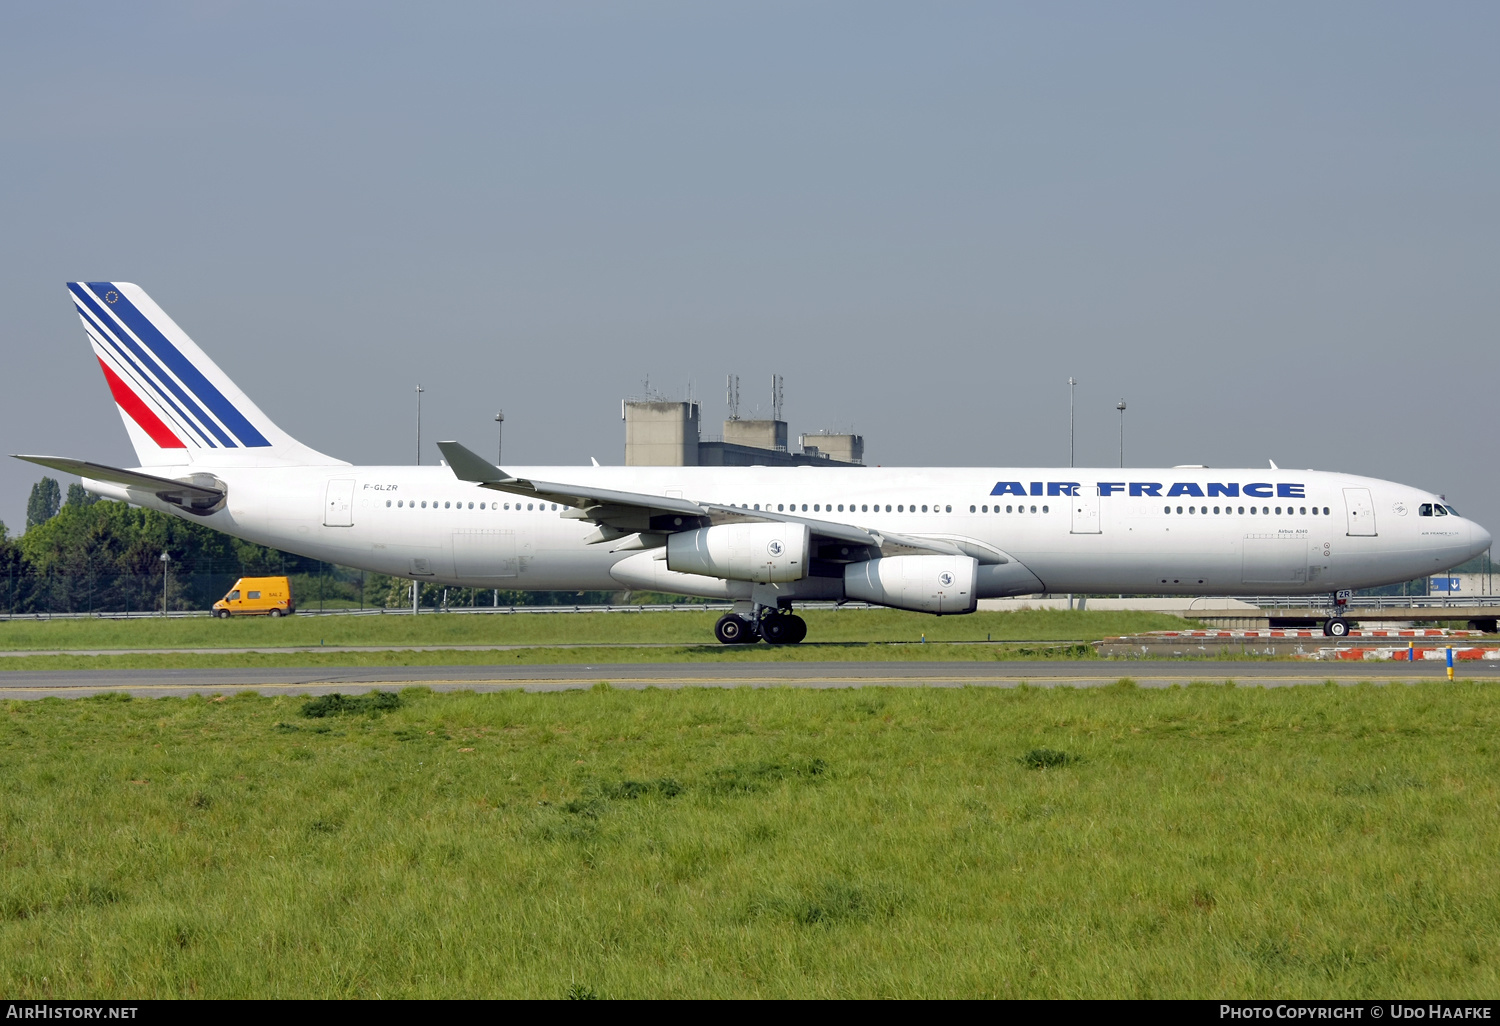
left=1, top=660, right=1495, bottom=699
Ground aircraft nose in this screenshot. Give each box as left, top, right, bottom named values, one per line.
left=1474, top=521, right=1494, bottom=560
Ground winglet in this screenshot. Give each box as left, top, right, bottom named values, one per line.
left=437, top=441, right=512, bottom=483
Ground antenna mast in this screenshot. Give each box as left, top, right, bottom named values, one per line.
left=726, top=374, right=740, bottom=421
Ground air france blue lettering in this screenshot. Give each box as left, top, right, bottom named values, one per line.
left=988, top=479, right=1305, bottom=500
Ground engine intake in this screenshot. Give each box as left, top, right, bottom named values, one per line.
left=666, top=522, right=810, bottom=583
left=844, top=554, right=978, bottom=614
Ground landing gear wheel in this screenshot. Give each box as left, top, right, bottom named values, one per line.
left=715, top=614, right=755, bottom=645
left=761, top=615, right=794, bottom=645
left=1324, top=617, right=1349, bottom=637
left=268, top=608, right=284, bottom=619
left=215, top=609, right=230, bottom=619
left=785, top=615, right=807, bottom=644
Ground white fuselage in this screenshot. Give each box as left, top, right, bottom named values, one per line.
left=84, top=463, right=1489, bottom=602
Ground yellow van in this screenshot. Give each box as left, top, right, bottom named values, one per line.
left=213, top=576, right=294, bottom=618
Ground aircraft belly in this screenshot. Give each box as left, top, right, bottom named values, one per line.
left=1019, top=528, right=1246, bottom=594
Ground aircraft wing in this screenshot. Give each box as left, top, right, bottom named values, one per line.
left=439, top=440, right=705, bottom=523
left=11, top=455, right=225, bottom=502
left=437, top=441, right=1006, bottom=561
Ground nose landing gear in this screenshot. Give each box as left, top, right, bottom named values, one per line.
left=1322, top=590, right=1352, bottom=637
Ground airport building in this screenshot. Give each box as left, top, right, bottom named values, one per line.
left=622, top=377, right=863, bottom=467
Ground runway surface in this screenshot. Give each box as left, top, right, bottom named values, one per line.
left=0, top=640, right=1083, bottom=657
left=1, top=660, right=1495, bottom=699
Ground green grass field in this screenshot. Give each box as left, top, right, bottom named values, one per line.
left=0, top=608, right=1188, bottom=649
left=3, top=681, right=1497, bottom=997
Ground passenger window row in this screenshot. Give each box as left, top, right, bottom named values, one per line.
left=969, top=504, right=1048, bottom=514
left=383, top=499, right=562, bottom=511
left=1164, top=505, right=1331, bottom=516
left=740, top=503, right=958, bottom=514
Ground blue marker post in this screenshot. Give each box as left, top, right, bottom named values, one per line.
left=1447, top=647, right=1455, bottom=682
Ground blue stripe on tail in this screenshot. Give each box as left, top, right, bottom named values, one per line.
left=75, top=300, right=217, bottom=448
left=83, top=282, right=271, bottom=448
left=69, top=284, right=225, bottom=448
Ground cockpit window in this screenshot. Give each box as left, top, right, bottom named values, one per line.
left=1434, top=505, right=1448, bottom=516
left=1443, top=505, right=1460, bottom=516
left=1419, top=504, right=1433, bottom=517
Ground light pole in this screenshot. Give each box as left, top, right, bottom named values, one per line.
left=494, top=410, right=505, bottom=465
left=1116, top=399, right=1127, bottom=468
left=159, top=551, right=169, bottom=617
left=1068, top=377, right=1077, bottom=468
left=415, top=384, right=424, bottom=465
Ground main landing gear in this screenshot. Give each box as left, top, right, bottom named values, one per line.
left=713, top=609, right=807, bottom=645
left=760, top=611, right=808, bottom=645
left=714, top=614, right=756, bottom=644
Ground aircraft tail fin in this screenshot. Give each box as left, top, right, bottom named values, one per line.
left=67, top=282, right=344, bottom=468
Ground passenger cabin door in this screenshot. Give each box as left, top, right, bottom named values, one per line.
left=1343, top=487, right=1377, bottom=537
left=1070, top=486, right=1101, bottom=534
left=324, top=479, right=355, bottom=527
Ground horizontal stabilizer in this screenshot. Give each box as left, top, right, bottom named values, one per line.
left=11, top=455, right=225, bottom=511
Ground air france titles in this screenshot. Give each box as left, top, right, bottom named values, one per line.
left=990, top=481, right=1307, bottom=499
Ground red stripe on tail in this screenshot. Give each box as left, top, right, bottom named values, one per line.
left=96, top=358, right=185, bottom=448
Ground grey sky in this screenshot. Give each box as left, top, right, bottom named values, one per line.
left=2, top=2, right=1496, bottom=541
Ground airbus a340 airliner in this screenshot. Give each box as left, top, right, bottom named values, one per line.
left=16, top=283, right=1491, bottom=643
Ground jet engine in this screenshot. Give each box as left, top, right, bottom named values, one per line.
left=844, top=554, right=978, bottom=614
left=666, top=522, right=810, bottom=583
